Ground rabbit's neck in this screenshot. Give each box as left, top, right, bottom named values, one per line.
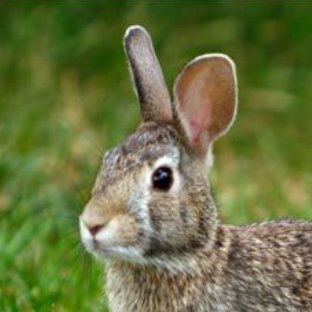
left=105, top=225, right=231, bottom=312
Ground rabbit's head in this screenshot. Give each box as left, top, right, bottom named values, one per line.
left=80, top=26, right=237, bottom=266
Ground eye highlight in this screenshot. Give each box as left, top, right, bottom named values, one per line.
left=152, top=166, right=173, bottom=191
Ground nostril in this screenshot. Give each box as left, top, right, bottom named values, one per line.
left=89, top=224, right=104, bottom=236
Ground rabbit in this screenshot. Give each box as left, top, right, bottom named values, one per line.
left=79, top=25, right=312, bottom=312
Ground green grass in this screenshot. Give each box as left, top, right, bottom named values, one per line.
left=0, top=2, right=311, bottom=311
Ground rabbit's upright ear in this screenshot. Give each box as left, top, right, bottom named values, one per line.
left=173, top=54, right=237, bottom=156
left=124, top=26, right=172, bottom=122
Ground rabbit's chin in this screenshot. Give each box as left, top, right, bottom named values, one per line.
left=89, top=244, right=147, bottom=264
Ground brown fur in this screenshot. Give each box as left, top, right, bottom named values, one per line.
left=80, top=26, right=312, bottom=311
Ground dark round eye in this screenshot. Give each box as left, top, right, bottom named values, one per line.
left=152, top=166, right=173, bottom=191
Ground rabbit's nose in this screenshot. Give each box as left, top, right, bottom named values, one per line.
left=89, top=224, right=104, bottom=236
left=80, top=212, right=108, bottom=238
left=80, top=198, right=110, bottom=236
left=81, top=217, right=107, bottom=237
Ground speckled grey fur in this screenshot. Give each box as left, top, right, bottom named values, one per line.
left=80, top=26, right=312, bottom=312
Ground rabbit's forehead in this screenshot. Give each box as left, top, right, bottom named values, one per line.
left=103, top=123, right=181, bottom=173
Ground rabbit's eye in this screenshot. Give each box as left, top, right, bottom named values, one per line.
left=152, top=166, right=173, bottom=191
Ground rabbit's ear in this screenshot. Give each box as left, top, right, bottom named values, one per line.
left=124, top=25, right=172, bottom=122
left=173, top=54, right=237, bottom=156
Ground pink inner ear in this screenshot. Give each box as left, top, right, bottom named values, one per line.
left=188, top=106, right=210, bottom=144
left=189, top=120, right=202, bottom=144
left=181, top=77, right=213, bottom=145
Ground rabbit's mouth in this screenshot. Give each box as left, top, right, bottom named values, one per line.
left=79, top=215, right=145, bottom=262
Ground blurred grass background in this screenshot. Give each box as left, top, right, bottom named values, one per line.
left=0, top=1, right=311, bottom=311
